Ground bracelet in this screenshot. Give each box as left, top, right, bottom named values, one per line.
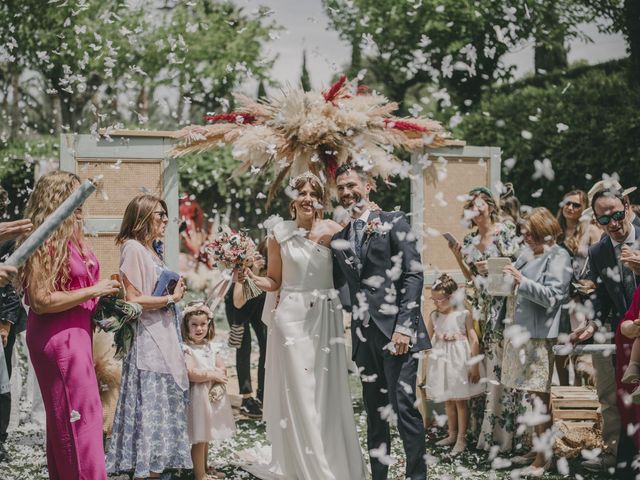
left=166, top=295, right=175, bottom=306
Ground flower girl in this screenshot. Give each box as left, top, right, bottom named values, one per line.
left=182, top=303, right=236, bottom=479
left=425, top=274, right=484, bottom=455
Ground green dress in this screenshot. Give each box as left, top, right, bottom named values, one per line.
left=462, top=221, right=528, bottom=452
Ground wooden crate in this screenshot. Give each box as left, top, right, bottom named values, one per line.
left=551, top=386, right=601, bottom=423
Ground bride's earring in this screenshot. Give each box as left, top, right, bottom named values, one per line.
left=289, top=204, right=297, bottom=220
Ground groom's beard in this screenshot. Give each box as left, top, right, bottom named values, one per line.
left=340, top=193, right=366, bottom=216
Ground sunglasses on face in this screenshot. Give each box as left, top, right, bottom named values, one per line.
left=596, top=210, right=626, bottom=226
left=563, top=201, right=582, bottom=209
left=154, top=210, right=168, bottom=220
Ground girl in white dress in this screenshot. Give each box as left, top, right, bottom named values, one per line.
left=425, top=274, right=483, bottom=455
left=182, top=303, right=235, bottom=480
left=242, top=172, right=367, bottom=480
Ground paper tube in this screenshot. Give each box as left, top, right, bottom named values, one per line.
left=5, top=179, right=97, bottom=267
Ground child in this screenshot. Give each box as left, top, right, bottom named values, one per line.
left=425, top=274, right=484, bottom=455
left=182, top=303, right=236, bottom=480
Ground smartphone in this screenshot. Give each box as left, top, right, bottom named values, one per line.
left=442, top=232, right=457, bottom=244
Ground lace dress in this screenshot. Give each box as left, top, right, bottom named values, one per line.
left=425, top=310, right=484, bottom=403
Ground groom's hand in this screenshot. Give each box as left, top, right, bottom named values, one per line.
left=391, top=332, right=411, bottom=356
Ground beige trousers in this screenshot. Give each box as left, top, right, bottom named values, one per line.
left=592, top=352, right=621, bottom=456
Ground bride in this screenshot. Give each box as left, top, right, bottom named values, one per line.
left=241, top=172, right=367, bottom=480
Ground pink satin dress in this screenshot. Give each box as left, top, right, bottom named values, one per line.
left=26, top=242, right=106, bottom=480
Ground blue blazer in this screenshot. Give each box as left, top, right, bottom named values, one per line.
left=586, top=223, right=640, bottom=334
left=332, top=210, right=431, bottom=357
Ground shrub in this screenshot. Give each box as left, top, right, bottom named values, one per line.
left=457, top=60, right=640, bottom=211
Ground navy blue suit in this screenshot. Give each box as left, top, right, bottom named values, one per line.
left=332, top=210, right=429, bottom=480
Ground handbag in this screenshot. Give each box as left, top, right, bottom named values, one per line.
left=152, top=270, right=180, bottom=297
left=209, top=382, right=226, bottom=403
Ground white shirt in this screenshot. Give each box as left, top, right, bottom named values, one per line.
left=611, top=223, right=637, bottom=250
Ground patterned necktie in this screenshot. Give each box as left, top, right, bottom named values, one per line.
left=615, top=243, right=637, bottom=303
left=353, top=219, right=365, bottom=260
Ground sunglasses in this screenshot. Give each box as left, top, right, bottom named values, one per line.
left=596, top=210, right=625, bottom=226
left=563, top=201, right=582, bottom=209
left=154, top=210, right=168, bottom=220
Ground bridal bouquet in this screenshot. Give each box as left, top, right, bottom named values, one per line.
left=202, top=227, right=262, bottom=301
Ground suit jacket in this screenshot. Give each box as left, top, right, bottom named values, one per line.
left=513, top=244, right=572, bottom=339
left=586, top=223, right=640, bottom=334
left=332, top=210, right=431, bottom=355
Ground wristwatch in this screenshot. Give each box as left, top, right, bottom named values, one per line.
left=166, top=295, right=175, bottom=307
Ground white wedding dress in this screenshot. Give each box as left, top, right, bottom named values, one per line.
left=240, top=218, right=367, bottom=480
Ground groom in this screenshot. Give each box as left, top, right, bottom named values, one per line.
left=331, top=163, right=430, bottom=480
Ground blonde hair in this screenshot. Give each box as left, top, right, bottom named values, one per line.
left=556, top=190, right=589, bottom=255
left=522, top=207, right=562, bottom=244
left=288, top=177, right=325, bottom=220
left=17, top=171, right=83, bottom=296
left=116, top=194, right=167, bottom=246
left=464, top=189, right=500, bottom=225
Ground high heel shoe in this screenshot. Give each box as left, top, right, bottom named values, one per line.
left=622, top=361, right=640, bottom=384
left=519, top=458, right=552, bottom=477
left=451, top=440, right=466, bottom=456
left=510, top=451, right=537, bottom=466
left=436, top=435, right=457, bottom=446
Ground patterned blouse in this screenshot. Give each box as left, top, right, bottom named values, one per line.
left=461, top=221, right=521, bottom=345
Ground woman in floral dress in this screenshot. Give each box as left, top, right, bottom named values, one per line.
left=448, top=186, right=525, bottom=453
left=106, top=195, right=191, bottom=479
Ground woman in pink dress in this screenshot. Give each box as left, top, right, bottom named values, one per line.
left=18, top=171, right=120, bottom=480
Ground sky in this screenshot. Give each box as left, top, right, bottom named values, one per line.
left=236, top=0, right=628, bottom=92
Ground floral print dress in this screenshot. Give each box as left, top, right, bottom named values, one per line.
left=462, top=221, right=527, bottom=452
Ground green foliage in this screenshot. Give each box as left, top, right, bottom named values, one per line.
left=0, top=136, right=57, bottom=218
left=300, top=50, right=311, bottom=92
left=458, top=60, right=640, bottom=211
left=323, top=0, right=617, bottom=110
left=177, top=148, right=290, bottom=236
left=0, top=0, right=277, bottom=135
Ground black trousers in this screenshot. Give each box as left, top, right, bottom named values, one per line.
left=616, top=423, right=640, bottom=478
left=355, top=322, right=426, bottom=480
left=229, top=314, right=266, bottom=401
left=0, top=325, right=17, bottom=444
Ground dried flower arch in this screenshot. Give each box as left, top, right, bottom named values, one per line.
left=170, top=75, right=458, bottom=204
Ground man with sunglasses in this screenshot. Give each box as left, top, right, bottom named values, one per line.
left=573, top=187, right=640, bottom=474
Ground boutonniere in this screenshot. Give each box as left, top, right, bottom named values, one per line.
left=363, top=218, right=384, bottom=239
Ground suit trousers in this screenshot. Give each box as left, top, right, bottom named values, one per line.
left=355, top=322, right=426, bottom=480
left=592, top=352, right=620, bottom=455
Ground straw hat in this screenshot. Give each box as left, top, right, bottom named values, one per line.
left=583, top=179, right=637, bottom=217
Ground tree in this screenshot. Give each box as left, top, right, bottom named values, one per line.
left=458, top=60, right=640, bottom=210
left=324, top=0, right=618, bottom=111
left=0, top=0, right=278, bottom=136
left=300, top=50, right=311, bottom=91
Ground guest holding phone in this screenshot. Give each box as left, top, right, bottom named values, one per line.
left=447, top=186, right=523, bottom=453
left=106, top=195, right=192, bottom=480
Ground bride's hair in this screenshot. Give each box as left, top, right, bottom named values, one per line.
left=288, top=175, right=325, bottom=220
